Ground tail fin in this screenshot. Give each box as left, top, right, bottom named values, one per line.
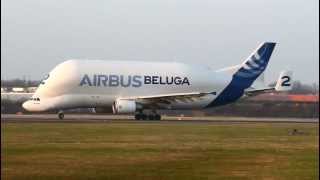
left=233, top=42, right=276, bottom=89
left=207, top=42, right=276, bottom=107
left=275, top=70, right=293, bottom=91
left=250, top=72, right=266, bottom=89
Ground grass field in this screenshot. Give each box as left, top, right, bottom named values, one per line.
left=1, top=122, right=319, bottom=180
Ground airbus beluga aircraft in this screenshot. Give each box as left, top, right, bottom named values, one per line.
left=22, top=42, right=293, bottom=120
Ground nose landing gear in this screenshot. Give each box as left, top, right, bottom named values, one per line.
left=58, top=111, right=64, bottom=120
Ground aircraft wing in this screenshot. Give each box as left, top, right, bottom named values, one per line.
left=121, top=92, right=212, bottom=107
left=244, top=87, right=275, bottom=97
left=244, top=70, right=293, bottom=97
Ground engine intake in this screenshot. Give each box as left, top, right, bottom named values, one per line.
left=112, top=99, right=136, bottom=114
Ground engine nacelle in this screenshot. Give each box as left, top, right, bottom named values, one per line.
left=112, top=99, right=136, bottom=114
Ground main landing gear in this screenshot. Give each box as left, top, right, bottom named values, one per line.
left=58, top=111, right=64, bottom=120
left=134, top=110, right=161, bottom=120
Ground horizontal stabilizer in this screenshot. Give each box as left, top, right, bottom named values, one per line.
left=275, top=70, right=293, bottom=91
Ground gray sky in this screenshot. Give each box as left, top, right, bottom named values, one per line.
left=1, top=0, right=319, bottom=84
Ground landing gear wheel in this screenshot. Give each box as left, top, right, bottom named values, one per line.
left=141, top=114, right=147, bottom=120
left=134, top=114, right=141, bottom=120
left=154, top=114, right=161, bottom=120
left=134, top=113, right=147, bottom=120
left=148, top=114, right=155, bottom=120
left=134, top=110, right=161, bottom=121
left=58, top=112, right=64, bottom=120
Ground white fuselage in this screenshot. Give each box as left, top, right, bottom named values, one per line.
left=22, top=42, right=278, bottom=114
left=23, top=60, right=232, bottom=112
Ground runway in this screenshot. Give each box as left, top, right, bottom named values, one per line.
left=1, top=114, right=318, bottom=124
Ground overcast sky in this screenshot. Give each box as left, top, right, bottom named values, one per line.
left=1, top=0, right=319, bottom=84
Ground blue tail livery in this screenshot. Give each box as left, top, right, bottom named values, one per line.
left=207, top=42, right=276, bottom=107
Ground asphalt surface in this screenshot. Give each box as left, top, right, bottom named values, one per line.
left=1, top=114, right=318, bottom=124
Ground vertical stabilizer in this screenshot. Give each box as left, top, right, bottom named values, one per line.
left=275, top=70, right=293, bottom=91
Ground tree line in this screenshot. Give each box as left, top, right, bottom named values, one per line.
left=1, top=79, right=41, bottom=87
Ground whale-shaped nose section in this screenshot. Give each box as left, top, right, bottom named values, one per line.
left=22, top=100, right=48, bottom=112
left=22, top=100, right=37, bottom=112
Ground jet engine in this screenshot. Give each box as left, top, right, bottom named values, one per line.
left=112, top=99, right=136, bottom=114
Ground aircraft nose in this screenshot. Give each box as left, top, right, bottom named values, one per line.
left=22, top=100, right=43, bottom=112
left=22, top=99, right=52, bottom=112
left=22, top=101, right=33, bottom=111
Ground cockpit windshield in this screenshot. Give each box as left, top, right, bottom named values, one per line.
left=40, top=74, right=50, bottom=85
left=29, top=97, right=40, bottom=101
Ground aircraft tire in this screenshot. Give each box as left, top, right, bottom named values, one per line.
left=58, top=113, right=64, bottom=120
left=148, top=115, right=155, bottom=120
left=142, top=114, right=148, bottom=120
left=155, top=114, right=161, bottom=120
left=134, top=114, right=141, bottom=120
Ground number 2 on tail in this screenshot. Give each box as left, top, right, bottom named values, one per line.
left=281, top=76, right=291, bottom=86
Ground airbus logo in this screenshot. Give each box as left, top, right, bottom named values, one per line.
left=79, top=74, right=190, bottom=87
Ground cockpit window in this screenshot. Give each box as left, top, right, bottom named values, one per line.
left=29, top=97, right=40, bottom=101
left=40, top=74, right=50, bottom=85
